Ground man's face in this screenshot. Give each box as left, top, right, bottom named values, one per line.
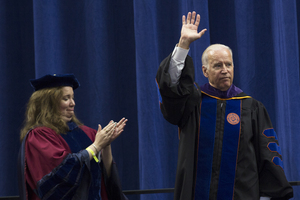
left=202, top=47, right=234, bottom=91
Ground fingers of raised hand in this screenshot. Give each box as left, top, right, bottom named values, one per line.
left=183, top=11, right=199, bottom=26
left=199, top=28, right=207, bottom=37
left=191, top=11, right=197, bottom=24
left=186, top=12, right=191, bottom=24
left=194, top=14, right=200, bottom=27
left=182, top=15, right=186, bottom=25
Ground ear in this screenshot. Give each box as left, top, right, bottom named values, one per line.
left=202, top=65, right=208, bottom=78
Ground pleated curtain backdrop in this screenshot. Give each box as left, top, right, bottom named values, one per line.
left=0, top=0, right=299, bottom=199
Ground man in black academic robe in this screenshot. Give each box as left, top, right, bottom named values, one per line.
left=156, top=11, right=293, bottom=200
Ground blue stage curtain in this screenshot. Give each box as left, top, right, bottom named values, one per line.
left=0, top=0, right=299, bottom=199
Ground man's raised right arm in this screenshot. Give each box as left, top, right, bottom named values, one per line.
left=168, top=11, right=207, bottom=86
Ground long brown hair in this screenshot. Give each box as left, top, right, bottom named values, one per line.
left=20, top=86, right=82, bottom=141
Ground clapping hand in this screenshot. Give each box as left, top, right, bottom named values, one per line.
left=110, top=117, right=128, bottom=143
left=94, top=117, right=128, bottom=151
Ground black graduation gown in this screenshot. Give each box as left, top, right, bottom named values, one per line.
left=155, top=54, right=293, bottom=200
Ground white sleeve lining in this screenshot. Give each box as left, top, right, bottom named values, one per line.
left=259, top=197, right=271, bottom=200
left=168, top=45, right=189, bottom=86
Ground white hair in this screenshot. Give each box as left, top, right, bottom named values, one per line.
left=201, top=44, right=233, bottom=69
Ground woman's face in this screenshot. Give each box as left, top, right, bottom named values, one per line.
left=60, top=86, right=75, bottom=122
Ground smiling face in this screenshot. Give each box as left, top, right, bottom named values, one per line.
left=60, top=86, right=75, bottom=122
left=202, top=46, right=234, bottom=91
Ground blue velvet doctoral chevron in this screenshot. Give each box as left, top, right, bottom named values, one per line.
left=61, top=122, right=102, bottom=200
left=195, top=96, right=217, bottom=199
left=217, top=99, right=241, bottom=200
left=195, top=96, right=242, bottom=200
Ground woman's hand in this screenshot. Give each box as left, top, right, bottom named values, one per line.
left=93, top=121, right=116, bottom=151
left=110, top=117, right=128, bottom=143
left=93, top=117, right=128, bottom=151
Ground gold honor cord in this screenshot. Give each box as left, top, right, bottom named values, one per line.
left=201, top=91, right=252, bottom=100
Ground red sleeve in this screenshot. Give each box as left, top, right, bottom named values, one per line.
left=25, top=127, right=71, bottom=191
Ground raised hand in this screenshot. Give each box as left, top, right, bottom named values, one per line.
left=178, top=11, right=207, bottom=49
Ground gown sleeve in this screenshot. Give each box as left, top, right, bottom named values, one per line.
left=81, top=125, right=128, bottom=200
left=26, top=125, right=128, bottom=200
left=100, top=161, right=128, bottom=200
left=25, top=127, right=91, bottom=199
left=155, top=54, right=201, bottom=127
left=252, top=101, right=293, bottom=199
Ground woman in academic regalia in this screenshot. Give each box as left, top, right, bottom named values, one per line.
left=18, top=74, right=128, bottom=200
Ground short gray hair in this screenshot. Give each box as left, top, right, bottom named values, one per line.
left=201, top=44, right=233, bottom=69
